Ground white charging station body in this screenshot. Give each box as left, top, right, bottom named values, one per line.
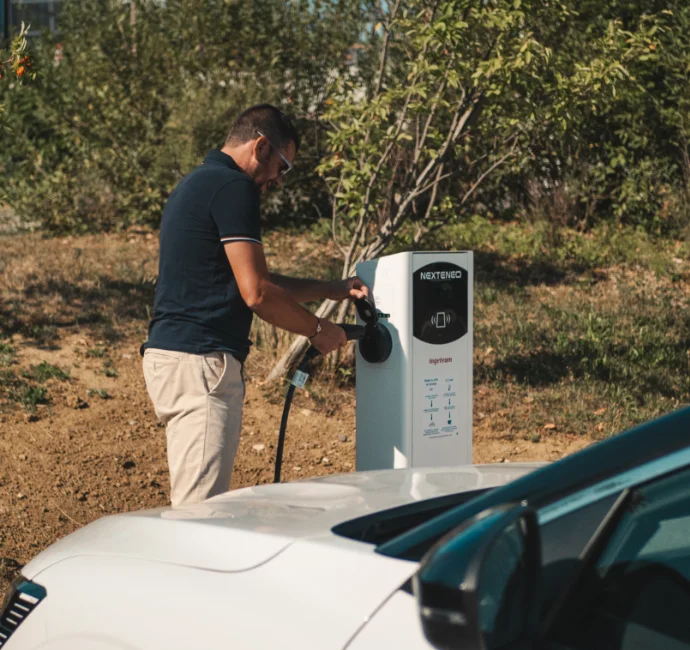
left=355, top=251, right=473, bottom=470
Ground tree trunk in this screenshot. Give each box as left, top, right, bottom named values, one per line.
left=265, top=298, right=340, bottom=383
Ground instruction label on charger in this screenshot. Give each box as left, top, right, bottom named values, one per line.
left=291, top=370, right=309, bottom=389
left=421, top=375, right=459, bottom=438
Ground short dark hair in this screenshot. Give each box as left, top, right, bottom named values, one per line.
left=226, top=104, right=300, bottom=152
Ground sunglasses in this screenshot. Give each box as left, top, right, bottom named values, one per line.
left=255, top=129, right=294, bottom=177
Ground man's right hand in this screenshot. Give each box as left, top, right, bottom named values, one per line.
left=310, top=319, right=347, bottom=355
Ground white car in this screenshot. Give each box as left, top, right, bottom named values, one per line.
left=7, top=408, right=690, bottom=650
left=1, top=464, right=538, bottom=650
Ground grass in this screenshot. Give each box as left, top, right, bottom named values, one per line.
left=263, top=218, right=690, bottom=438
left=86, top=346, right=120, bottom=377
left=24, top=324, right=59, bottom=346
left=102, top=358, right=119, bottom=378
left=86, top=347, right=108, bottom=358
left=447, top=217, right=690, bottom=438
left=0, top=222, right=688, bottom=440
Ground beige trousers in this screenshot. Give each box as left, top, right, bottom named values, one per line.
left=142, top=348, right=245, bottom=507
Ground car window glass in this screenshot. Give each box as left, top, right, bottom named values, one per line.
left=596, top=470, right=690, bottom=579
left=538, top=493, right=619, bottom=618
left=546, top=467, right=690, bottom=650
left=635, top=513, right=690, bottom=565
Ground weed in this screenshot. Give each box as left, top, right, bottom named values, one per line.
left=9, top=384, right=48, bottom=413
left=0, top=342, right=15, bottom=366
left=87, top=388, right=111, bottom=399
left=102, top=358, right=119, bottom=378
left=23, top=361, right=70, bottom=383
left=86, top=347, right=108, bottom=358
left=0, top=368, right=17, bottom=388
left=24, top=324, right=58, bottom=346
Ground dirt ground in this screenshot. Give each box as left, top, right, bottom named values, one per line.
left=0, top=230, right=593, bottom=596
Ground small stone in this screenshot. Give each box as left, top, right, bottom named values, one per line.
left=17, top=494, right=26, bottom=500
left=128, top=420, right=137, bottom=426
left=122, top=353, right=133, bottom=359
left=122, top=460, right=136, bottom=470
left=338, top=434, right=348, bottom=443
left=252, top=444, right=265, bottom=452
left=343, top=462, right=353, bottom=470
left=66, top=395, right=89, bottom=409
left=293, top=466, right=302, bottom=472
left=24, top=413, right=39, bottom=423
left=321, top=457, right=330, bottom=466
left=300, top=409, right=313, bottom=417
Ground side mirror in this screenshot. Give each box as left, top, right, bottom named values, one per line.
left=413, top=504, right=541, bottom=650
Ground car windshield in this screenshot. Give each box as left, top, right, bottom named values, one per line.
left=333, top=488, right=490, bottom=545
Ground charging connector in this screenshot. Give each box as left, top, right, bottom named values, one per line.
left=273, top=298, right=391, bottom=483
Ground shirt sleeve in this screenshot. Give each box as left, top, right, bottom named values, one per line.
left=210, top=178, right=262, bottom=245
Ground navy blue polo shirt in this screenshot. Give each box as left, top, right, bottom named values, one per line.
left=142, top=150, right=261, bottom=361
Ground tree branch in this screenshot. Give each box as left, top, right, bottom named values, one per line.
left=460, top=134, right=519, bottom=205
left=373, top=0, right=402, bottom=99
left=329, top=176, right=348, bottom=257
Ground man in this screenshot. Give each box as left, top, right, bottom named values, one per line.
left=141, top=104, right=368, bottom=507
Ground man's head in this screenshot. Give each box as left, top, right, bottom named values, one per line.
left=222, top=104, right=300, bottom=193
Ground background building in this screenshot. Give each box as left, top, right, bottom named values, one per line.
left=2, top=0, right=61, bottom=40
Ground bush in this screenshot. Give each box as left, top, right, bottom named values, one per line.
left=1, top=0, right=371, bottom=233
left=3, top=1, right=690, bottom=236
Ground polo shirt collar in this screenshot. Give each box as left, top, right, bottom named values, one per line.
left=204, top=149, right=241, bottom=171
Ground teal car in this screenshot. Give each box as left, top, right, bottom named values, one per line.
left=383, top=406, right=690, bottom=650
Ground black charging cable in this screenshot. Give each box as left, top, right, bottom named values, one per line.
left=273, top=323, right=366, bottom=483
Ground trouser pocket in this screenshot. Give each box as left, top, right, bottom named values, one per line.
left=201, top=352, right=227, bottom=395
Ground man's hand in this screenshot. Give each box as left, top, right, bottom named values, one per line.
left=328, top=276, right=370, bottom=302
left=310, top=319, right=348, bottom=355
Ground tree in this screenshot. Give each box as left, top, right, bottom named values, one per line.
left=266, top=0, right=659, bottom=381
left=1, top=0, right=373, bottom=231
left=0, top=23, right=34, bottom=116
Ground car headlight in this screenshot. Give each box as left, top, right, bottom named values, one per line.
left=0, top=576, right=47, bottom=647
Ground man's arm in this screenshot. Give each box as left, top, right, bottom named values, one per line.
left=225, top=242, right=347, bottom=354
left=269, top=273, right=369, bottom=304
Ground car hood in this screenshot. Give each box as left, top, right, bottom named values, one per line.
left=23, top=464, right=541, bottom=579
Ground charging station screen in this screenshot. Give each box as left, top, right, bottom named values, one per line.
left=413, top=262, right=468, bottom=344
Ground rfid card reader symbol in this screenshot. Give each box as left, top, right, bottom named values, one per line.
left=431, top=311, right=449, bottom=328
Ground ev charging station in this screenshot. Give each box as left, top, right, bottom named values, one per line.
left=355, top=252, right=473, bottom=471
